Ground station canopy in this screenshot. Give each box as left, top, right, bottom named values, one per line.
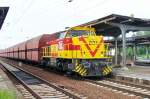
left=0, top=7, right=9, bottom=30
left=80, top=14, right=150, bottom=37
left=106, top=35, right=150, bottom=46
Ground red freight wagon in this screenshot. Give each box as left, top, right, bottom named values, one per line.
left=18, top=42, right=26, bottom=60
left=13, top=45, right=19, bottom=59
left=9, top=47, right=13, bottom=58
left=5, top=48, right=8, bottom=57
left=0, top=50, right=2, bottom=56
left=7, top=48, right=10, bottom=57
left=26, top=34, right=56, bottom=62
left=0, top=49, right=4, bottom=57
left=5, top=49, right=8, bottom=57
left=8, top=48, right=11, bottom=58
left=1, top=49, right=5, bottom=57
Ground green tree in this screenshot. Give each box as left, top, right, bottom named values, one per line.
left=135, top=31, right=150, bottom=36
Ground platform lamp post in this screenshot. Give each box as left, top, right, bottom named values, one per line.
left=114, top=36, right=118, bottom=66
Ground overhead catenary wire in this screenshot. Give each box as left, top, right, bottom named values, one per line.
left=6, top=0, right=111, bottom=36
left=14, top=0, right=110, bottom=27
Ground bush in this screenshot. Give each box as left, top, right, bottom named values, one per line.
left=0, top=89, right=16, bottom=99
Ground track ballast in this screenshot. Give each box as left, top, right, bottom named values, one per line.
left=86, top=78, right=150, bottom=98
left=0, top=60, right=85, bottom=99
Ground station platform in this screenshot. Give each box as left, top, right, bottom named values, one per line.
left=113, top=66, right=150, bottom=85
left=0, top=66, right=23, bottom=99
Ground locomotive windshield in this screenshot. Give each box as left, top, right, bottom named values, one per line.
left=66, top=30, right=89, bottom=37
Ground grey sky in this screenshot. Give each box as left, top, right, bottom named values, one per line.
left=0, top=0, right=150, bottom=49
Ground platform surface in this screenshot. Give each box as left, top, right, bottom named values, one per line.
left=113, top=66, right=150, bottom=84
left=0, top=66, right=23, bottom=99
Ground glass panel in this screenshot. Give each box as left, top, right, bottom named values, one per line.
left=67, top=30, right=89, bottom=37
left=59, top=32, right=66, bottom=39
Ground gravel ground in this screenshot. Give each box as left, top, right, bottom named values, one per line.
left=1, top=58, right=142, bottom=99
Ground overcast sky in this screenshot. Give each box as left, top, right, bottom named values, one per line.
left=0, top=0, right=150, bottom=49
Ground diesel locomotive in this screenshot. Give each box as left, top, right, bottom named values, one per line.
left=41, top=26, right=112, bottom=77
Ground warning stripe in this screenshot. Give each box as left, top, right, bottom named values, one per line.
left=105, top=67, right=109, bottom=73
left=107, top=66, right=112, bottom=72
left=103, top=71, right=107, bottom=75
left=79, top=67, right=85, bottom=74
left=75, top=65, right=80, bottom=70
left=74, top=64, right=87, bottom=76
left=103, top=67, right=107, bottom=75
left=81, top=69, right=87, bottom=76
left=103, top=67, right=108, bottom=75
left=76, top=67, right=82, bottom=72
left=102, top=66, right=112, bottom=75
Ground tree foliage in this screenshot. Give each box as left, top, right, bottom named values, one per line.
left=135, top=31, right=150, bottom=36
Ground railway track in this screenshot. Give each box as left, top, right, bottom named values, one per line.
left=2, top=58, right=150, bottom=99
left=86, top=78, right=150, bottom=98
left=0, top=60, right=85, bottom=99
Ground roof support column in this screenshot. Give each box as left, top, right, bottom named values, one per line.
left=115, top=37, right=118, bottom=65
left=120, top=25, right=127, bottom=67
left=133, top=44, right=136, bottom=62
left=146, top=45, right=149, bottom=59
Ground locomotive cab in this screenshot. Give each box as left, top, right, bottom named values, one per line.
left=65, top=27, right=96, bottom=37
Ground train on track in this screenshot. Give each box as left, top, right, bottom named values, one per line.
left=0, top=26, right=112, bottom=77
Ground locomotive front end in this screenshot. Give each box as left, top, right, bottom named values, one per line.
left=69, top=27, right=112, bottom=77
left=72, top=32, right=112, bottom=76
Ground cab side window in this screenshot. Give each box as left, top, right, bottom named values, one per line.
left=59, top=32, right=66, bottom=39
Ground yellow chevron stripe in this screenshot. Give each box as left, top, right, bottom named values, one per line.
left=104, top=70, right=108, bottom=75
left=104, top=67, right=110, bottom=75
left=103, top=71, right=106, bottom=75
left=102, top=68, right=105, bottom=74
left=84, top=72, right=87, bottom=76
left=107, top=67, right=111, bottom=73
left=81, top=72, right=87, bottom=76
left=110, top=66, right=112, bottom=69
left=76, top=68, right=81, bottom=72
left=105, top=67, right=110, bottom=73
left=74, top=65, right=78, bottom=71
left=82, top=69, right=87, bottom=74
left=79, top=68, right=85, bottom=75
left=81, top=73, right=87, bottom=76
left=81, top=69, right=87, bottom=76
left=103, top=66, right=112, bottom=75
left=107, top=66, right=112, bottom=72
left=76, top=67, right=82, bottom=72
left=103, top=68, right=107, bottom=75
left=78, top=66, right=84, bottom=73
left=75, top=65, right=80, bottom=70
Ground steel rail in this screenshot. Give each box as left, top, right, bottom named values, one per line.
left=86, top=79, right=150, bottom=98
left=0, top=60, right=83, bottom=99
left=105, top=78, right=150, bottom=90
